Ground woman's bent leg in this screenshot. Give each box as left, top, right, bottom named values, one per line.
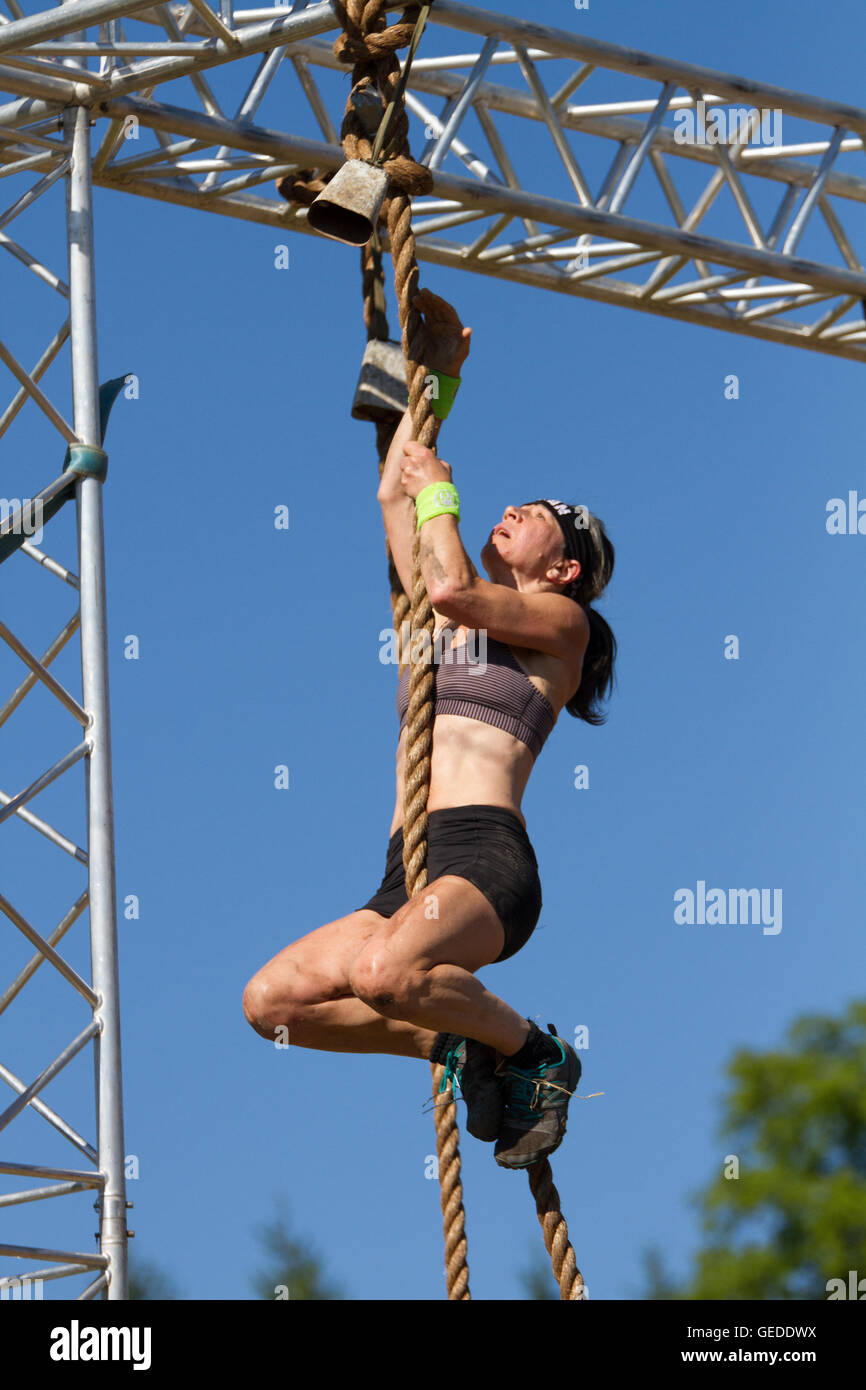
left=242, top=907, right=438, bottom=1059
left=243, top=882, right=534, bottom=1059
left=348, top=875, right=532, bottom=1055
left=248, top=993, right=437, bottom=1058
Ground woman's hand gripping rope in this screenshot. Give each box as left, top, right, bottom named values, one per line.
left=401, top=288, right=472, bottom=498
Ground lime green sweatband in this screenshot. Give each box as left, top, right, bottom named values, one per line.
left=415, top=480, right=460, bottom=530
left=426, top=369, right=461, bottom=420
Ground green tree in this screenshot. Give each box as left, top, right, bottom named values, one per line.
left=128, top=1256, right=180, bottom=1300
left=251, top=1198, right=344, bottom=1300
left=643, top=999, right=866, bottom=1300
left=639, top=1247, right=683, bottom=1300
left=517, top=1247, right=559, bottom=1300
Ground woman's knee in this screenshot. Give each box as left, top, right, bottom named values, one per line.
left=242, top=970, right=303, bottom=1039
left=348, top=946, right=422, bottom=1016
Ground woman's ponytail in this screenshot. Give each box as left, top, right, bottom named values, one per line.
left=566, top=603, right=617, bottom=725
left=564, top=511, right=617, bottom=725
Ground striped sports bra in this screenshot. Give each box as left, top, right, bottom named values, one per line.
left=396, top=627, right=557, bottom=758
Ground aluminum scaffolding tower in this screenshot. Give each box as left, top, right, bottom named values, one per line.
left=1, top=92, right=125, bottom=1298
left=1, top=0, right=865, bottom=1300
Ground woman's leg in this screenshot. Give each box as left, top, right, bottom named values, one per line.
left=242, top=907, right=438, bottom=1058
left=347, top=875, right=532, bottom=1054
left=243, top=881, right=532, bottom=1056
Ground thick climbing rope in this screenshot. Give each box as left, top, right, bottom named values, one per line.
left=286, top=0, right=586, bottom=1302
left=358, top=243, right=471, bottom=1300
left=360, top=235, right=412, bottom=658
left=530, top=1156, right=585, bottom=1299
left=324, top=0, right=470, bottom=1301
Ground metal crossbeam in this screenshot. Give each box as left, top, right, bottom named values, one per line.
left=0, top=2, right=863, bottom=356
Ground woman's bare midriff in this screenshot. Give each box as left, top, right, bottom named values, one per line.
left=388, top=619, right=581, bottom=837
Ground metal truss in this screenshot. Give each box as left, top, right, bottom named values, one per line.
left=2, top=0, right=866, bottom=358
left=0, top=93, right=127, bottom=1298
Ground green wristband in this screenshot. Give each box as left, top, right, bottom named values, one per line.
left=426, top=369, right=461, bottom=420
left=415, top=480, right=460, bottom=530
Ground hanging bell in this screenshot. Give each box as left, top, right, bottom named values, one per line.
left=351, top=339, right=409, bottom=423
left=306, top=159, right=389, bottom=246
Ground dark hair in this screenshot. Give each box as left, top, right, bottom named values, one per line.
left=558, top=509, right=617, bottom=726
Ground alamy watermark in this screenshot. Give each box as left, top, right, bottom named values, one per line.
left=379, top=621, right=488, bottom=672
left=1, top=1275, right=44, bottom=1299
left=674, top=880, right=782, bottom=935
left=826, top=1270, right=866, bottom=1299
left=0, top=497, right=44, bottom=545
left=674, top=101, right=783, bottom=148
left=826, top=491, right=866, bottom=534
left=49, top=1321, right=151, bottom=1369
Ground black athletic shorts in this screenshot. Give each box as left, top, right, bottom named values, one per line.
left=356, top=804, right=542, bottom=963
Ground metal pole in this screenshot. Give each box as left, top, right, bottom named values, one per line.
left=64, top=102, right=128, bottom=1301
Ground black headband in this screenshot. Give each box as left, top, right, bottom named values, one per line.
left=524, top=498, right=592, bottom=582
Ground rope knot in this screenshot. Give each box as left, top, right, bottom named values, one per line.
left=383, top=153, right=434, bottom=196
left=274, top=168, right=333, bottom=207
left=332, top=7, right=424, bottom=66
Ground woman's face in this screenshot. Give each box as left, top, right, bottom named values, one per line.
left=480, top=502, right=564, bottom=586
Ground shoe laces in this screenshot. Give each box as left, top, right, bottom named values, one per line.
left=504, top=1069, right=575, bottom=1118
left=439, top=1054, right=462, bottom=1100
left=420, top=1043, right=463, bottom=1116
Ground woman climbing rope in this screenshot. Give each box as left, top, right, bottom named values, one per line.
left=242, top=289, right=617, bottom=1170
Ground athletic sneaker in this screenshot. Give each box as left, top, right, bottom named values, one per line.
left=493, top=1025, right=581, bottom=1169
left=434, top=1033, right=505, bottom=1142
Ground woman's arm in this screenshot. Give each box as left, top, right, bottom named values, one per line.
left=399, top=446, right=480, bottom=603
left=375, top=289, right=471, bottom=597
left=377, top=406, right=415, bottom=503
left=377, top=407, right=416, bottom=599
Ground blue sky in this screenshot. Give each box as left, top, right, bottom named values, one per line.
left=1, top=0, right=865, bottom=1301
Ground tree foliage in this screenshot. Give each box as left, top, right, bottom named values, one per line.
left=128, top=1257, right=180, bottom=1300
left=251, top=1198, right=344, bottom=1301
left=644, top=999, right=866, bottom=1300
left=518, top=1247, right=559, bottom=1300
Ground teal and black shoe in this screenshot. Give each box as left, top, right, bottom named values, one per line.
left=493, top=1025, right=581, bottom=1169
left=434, top=1033, right=505, bottom=1142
